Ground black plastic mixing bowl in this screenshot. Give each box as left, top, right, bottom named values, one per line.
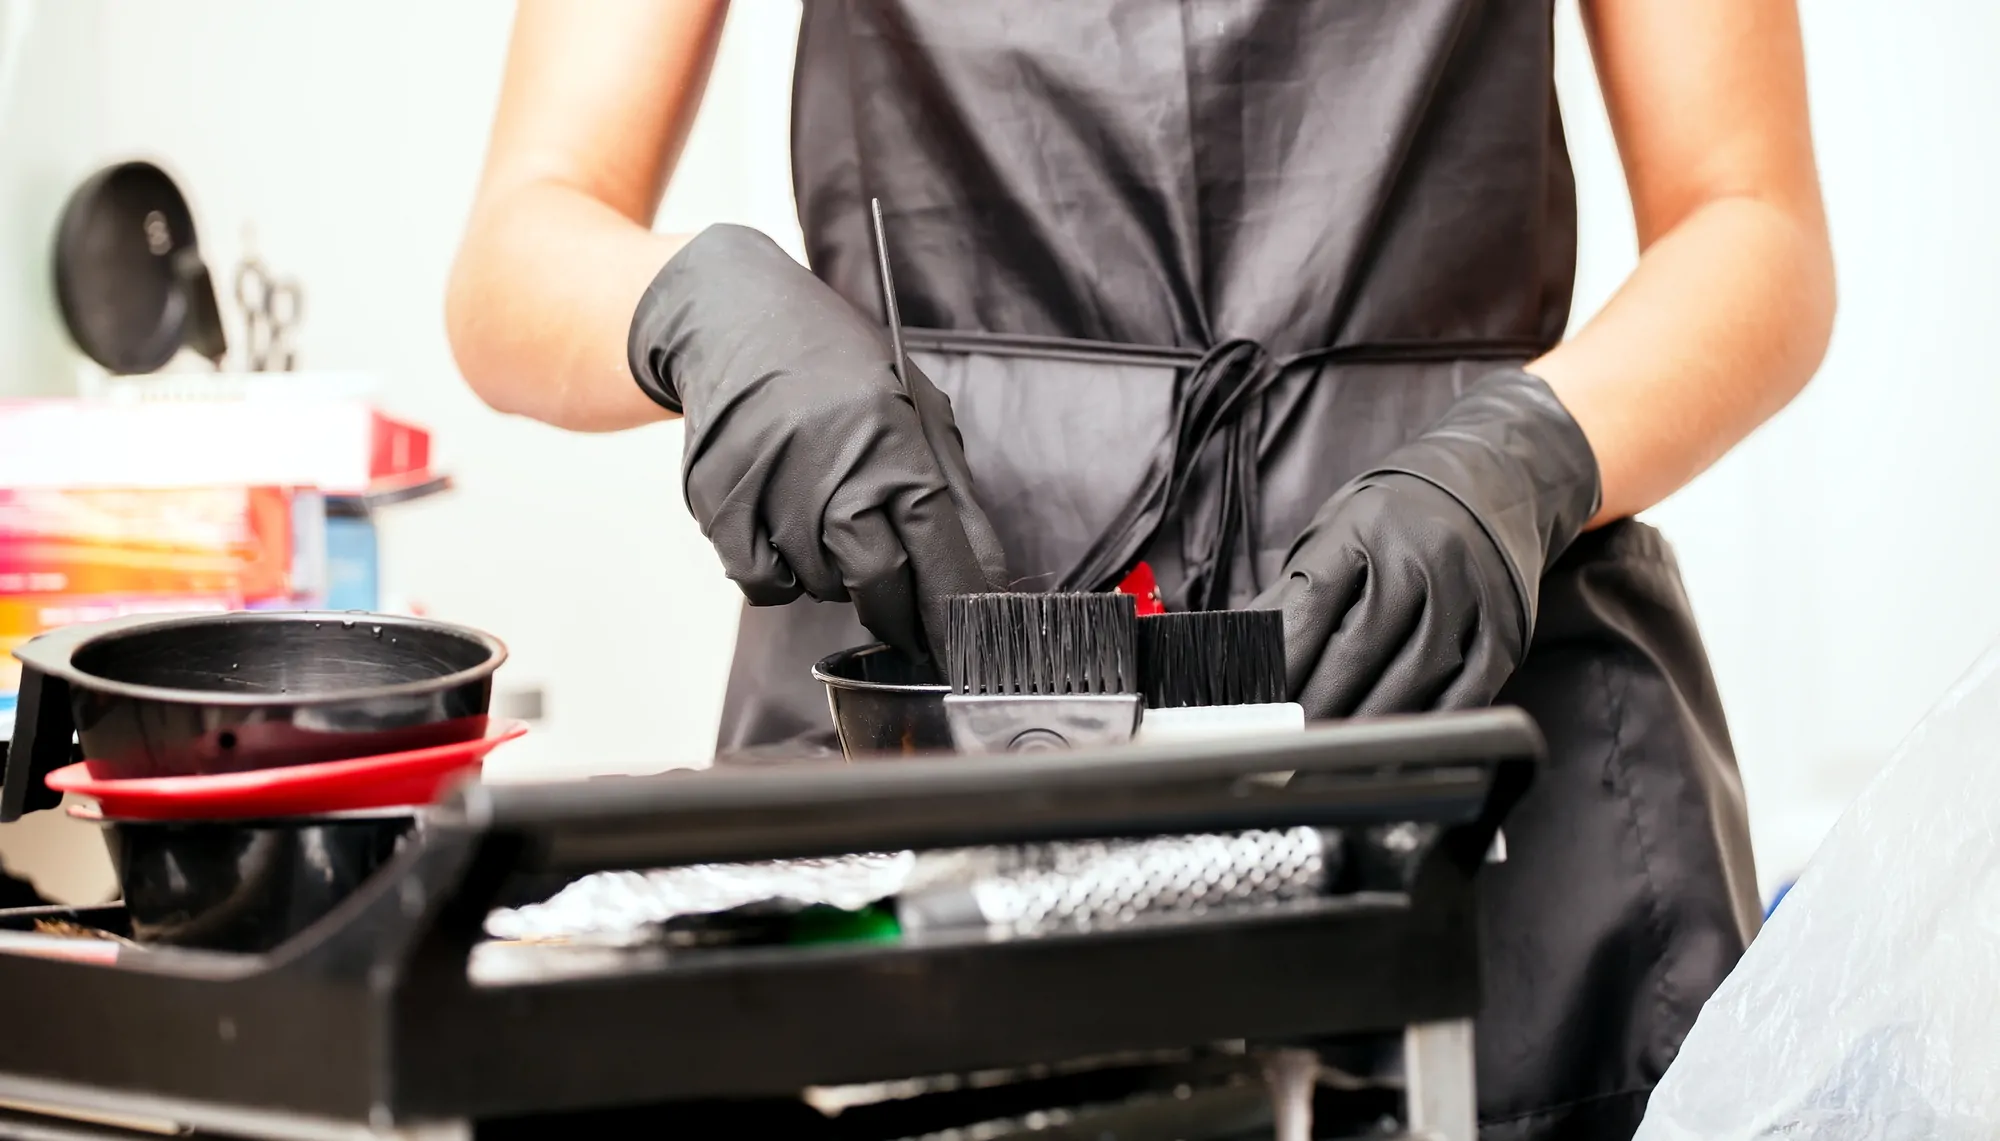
left=3, top=611, right=506, bottom=820
left=812, top=644, right=952, bottom=758
left=100, top=809, right=418, bottom=953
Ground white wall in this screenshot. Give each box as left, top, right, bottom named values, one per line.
left=0, top=1, right=1993, bottom=898
left=1558, top=2, right=2000, bottom=891
left=0, top=0, right=801, bottom=896
left=0, top=0, right=805, bottom=790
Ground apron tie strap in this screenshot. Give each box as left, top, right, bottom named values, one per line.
left=903, top=326, right=1547, bottom=607
left=1059, top=338, right=1283, bottom=607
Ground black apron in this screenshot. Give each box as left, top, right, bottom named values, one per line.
left=713, top=3, right=1763, bottom=1137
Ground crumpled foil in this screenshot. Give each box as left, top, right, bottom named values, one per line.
left=483, top=852, right=915, bottom=943
left=1635, top=640, right=2000, bottom=1139
left=899, top=828, right=1331, bottom=936
left=484, top=828, right=1334, bottom=945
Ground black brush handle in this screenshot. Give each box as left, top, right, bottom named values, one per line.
left=868, top=197, right=912, bottom=397
left=171, top=247, right=228, bottom=366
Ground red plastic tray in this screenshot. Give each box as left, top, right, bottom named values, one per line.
left=45, top=719, right=528, bottom=821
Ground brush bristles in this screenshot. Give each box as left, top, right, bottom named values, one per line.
left=1136, top=610, right=1288, bottom=708
left=945, top=592, right=1138, bottom=695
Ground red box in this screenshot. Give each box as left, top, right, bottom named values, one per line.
left=0, top=400, right=432, bottom=494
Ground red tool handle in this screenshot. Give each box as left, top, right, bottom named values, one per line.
left=1116, top=561, right=1166, bottom=616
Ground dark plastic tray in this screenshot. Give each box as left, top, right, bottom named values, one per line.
left=0, top=709, right=1539, bottom=1140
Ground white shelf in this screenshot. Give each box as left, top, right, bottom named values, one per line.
left=74, top=364, right=382, bottom=405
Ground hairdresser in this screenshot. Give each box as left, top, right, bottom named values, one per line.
left=447, top=3, right=1832, bottom=1137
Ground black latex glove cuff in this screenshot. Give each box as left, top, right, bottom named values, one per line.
left=622, top=225, right=1007, bottom=662
left=1256, top=368, right=1600, bottom=717
left=628, top=258, right=688, bottom=414
left=1360, top=367, right=1600, bottom=645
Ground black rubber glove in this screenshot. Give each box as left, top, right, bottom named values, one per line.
left=628, top=224, right=1007, bottom=662
left=1252, top=369, right=1600, bottom=717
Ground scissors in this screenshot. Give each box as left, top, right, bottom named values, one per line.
left=234, top=254, right=304, bottom=372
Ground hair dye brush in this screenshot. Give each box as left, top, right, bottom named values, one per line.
left=1133, top=609, right=1305, bottom=742
left=940, top=592, right=1142, bottom=754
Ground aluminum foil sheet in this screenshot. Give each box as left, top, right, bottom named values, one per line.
left=484, top=852, right=915, bottom=944
left=898, top=828, right=1333, bottom=936
left=483, top=828, right=1337, bottom=945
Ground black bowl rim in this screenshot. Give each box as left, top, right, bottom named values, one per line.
left=811, top=643, right=948, bottom=695
left=15, top=610, right=508, bottom=708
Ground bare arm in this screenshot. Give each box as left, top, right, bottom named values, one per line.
left=1533, top=0, right=1835, bottom=525
left=446, top=0, right=729, bottom=431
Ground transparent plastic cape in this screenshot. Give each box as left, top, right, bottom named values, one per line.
left=1636, top=641, right=2000, bottom=1139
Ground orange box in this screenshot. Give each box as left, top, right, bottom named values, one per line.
left=0, top=594, right=237, bottom=692
left=0, top=487, right=294, bottom=602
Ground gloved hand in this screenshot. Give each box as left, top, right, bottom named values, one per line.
left=1252, top=369, right=1600, bottom=717
left=628, top=224, right=1007, bottom=662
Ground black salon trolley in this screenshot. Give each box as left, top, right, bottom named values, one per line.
left=0, top=709, right=1538, bottom=1141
